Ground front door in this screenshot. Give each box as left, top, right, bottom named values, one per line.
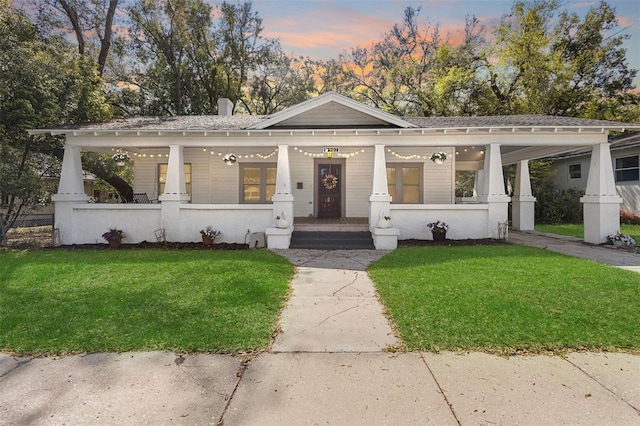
left=318, top=163, right=341, bottom=218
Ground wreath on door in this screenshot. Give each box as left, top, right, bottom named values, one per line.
left=322, top=173, right=338, bottom=190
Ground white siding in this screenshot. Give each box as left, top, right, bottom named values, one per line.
left=345, top=149, right=374, bottom=217
left=275, top=102, right=390, bottom=127
left=132, top=145, right=456, bottom=216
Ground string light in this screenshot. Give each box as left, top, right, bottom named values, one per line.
left=292, top=147, right=366, bottom=158
left=386, top=148, right=430, bottom=160
left=132, top=148, right=278, bottom=159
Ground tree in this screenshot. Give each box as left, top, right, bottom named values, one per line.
left=0, top=2, right=76, bottom=232
left=34, top=0, right=120, bottom=77
left=484, top=0, right=637, bottom=117
left=318, top=7, right=489, bottom=116
left=125, top=0, right=277, bottom=116
left=238, top=51, right=316, bottom=115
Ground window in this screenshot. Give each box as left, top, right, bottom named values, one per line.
left=568, top=164, right=582, bottom=180
left=241, top=164, right=277, bottom=203
left=614, top=155, right=639, bottom=182
left=387, top=164, right=422, bottom=203
left=158, top=163, right=192, bottom=196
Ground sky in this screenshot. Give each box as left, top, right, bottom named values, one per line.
left=248, top=0, right=640, bottom=88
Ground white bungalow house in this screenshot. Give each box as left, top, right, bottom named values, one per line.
left=549, top=132, right=640, bottom=216
left=31, top=92, right=640, bottom=249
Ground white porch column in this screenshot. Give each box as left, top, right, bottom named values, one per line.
left=369, top=144, right=398, bottom=249
left=159, top=144, right=190, bottom=202
left=51, top=145, right=89, bottom=245
left=478, top=144, right=510, bottom=238
left=580, top=143, right=622, bottom=244
left=159, top=144, right=189, bottom=242
left=512, top=160, right=536, bottom=231
left=53, top=145, right=89, bottom=202
left=473, top=170, right=484, bottom=198
left=267, top=144, right=294, bottom=249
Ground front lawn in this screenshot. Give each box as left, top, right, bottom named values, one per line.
left=369, top=245, right=640, bottom=353
left=0, top=249, right=293, bottom=355
left=535, top=223, right=640, bottom=241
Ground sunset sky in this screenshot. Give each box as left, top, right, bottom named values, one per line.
left=250, top=0, right=640, bottom=88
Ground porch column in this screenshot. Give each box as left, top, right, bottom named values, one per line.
left=159, top=144, right=189, bottom=202
left=159, top=144, right=189, bottom=243
left=473, top=170, right=484, bottom=199
left=478, top=144, right=510, bottom=238
left=369, top=144, right=398, bottom=249
left=512, top=160, right=536, bottom=230
left=51, top=145, right=89, bottom=245
left=580, top=143, right=622, bottom=244
left=267, top=144, right=294, bottom=249
left=53, top=145, right=89, bottom=202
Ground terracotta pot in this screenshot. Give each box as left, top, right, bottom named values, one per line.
left=202, top=236, right=214, bottom=246
left=108, top=239, right=121, bottom=248
left=432, top=231, right=446, bottom=242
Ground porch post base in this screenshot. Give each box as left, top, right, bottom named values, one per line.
left=370, top=227, right=399, bottom=250
left=266, top=227, right=292, bottom=249
left=486, top=198, right=510, bottom=239
left=271, top=194, right=294, bottom=227
left=369, top=194, right=392, bottom=228
left=580, top=195, right=622, bottom=244
left=512, top=196, right=536, bottom=231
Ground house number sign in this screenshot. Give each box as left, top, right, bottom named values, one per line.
left=323, top=147, right=340, bottom=153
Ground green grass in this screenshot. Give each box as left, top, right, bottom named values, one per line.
left=369, top=245, right=640, bottom=354
left=535, top=223, right=640, bottom=241
left=0, top=249, right=293, bottom=355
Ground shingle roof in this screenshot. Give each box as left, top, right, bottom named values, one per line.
left=34, top=113, right=639, bottom=133
left=403, top=115, right=636, bottom=128
left=60, top=115, right=266, bottom=131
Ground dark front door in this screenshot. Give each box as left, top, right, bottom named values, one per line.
left=318, top=163, right=341, bottom=218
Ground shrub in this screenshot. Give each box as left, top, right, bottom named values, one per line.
left=532, top=181, right=584, bottom=224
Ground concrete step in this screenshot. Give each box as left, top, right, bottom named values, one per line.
left=290, top=231, right=375, bottom=250
left=294, top=224, right=369, bottom=232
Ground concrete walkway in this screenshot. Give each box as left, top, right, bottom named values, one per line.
left=509, top=230, right=640, bottom=273
left=1, top=244, right=639, bottom=425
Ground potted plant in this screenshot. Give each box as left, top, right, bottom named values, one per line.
left=427, top=220, right=449, bottom=241
left=275, top=212, right=289, bottom=229
left=430, top=152, right=448, bottom=164
left=376, top=212, right=391, bottom=229
left=200, top=226, right=221, bottom=245
left=102, top=228, right=125, bottom=248
left=606, top=233, right=636, bottom=247
left=112, top=151, right=130, bottom=166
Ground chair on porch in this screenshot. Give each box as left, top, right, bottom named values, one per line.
left=132, top=193, right=152, bottom=203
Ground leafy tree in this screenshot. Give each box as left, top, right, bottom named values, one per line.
left=0, top=2, right=69, bottom=232
left=484, top=0, right=637, bottom=117
left=238, top=52, right=316, bottom=115
left=35, top=0, right=119, bottom=77
left=126, top=0, right=277, bottom=116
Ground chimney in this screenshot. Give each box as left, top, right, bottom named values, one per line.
left=217, top=98, right=234, bottom=116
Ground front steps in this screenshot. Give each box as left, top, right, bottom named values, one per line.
left=289, top=231, right=375, bottom=249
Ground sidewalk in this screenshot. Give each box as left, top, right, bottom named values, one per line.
left=509, top=230, right=640, bottom=273
left=1, top=247, right=639, bottom=425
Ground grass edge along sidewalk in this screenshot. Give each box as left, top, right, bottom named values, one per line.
left=369, top=244, right=640, bottom=355
left=0, top=249, right=293, bottom=356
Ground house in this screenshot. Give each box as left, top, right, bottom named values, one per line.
left=30, top=92, right=640, bottom=249
left=549, top=132, right=640, bottom=216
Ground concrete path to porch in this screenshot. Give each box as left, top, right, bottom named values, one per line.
left=509, top=230, right=640, bottom=273
left=1, top=249, right=639, bottom=425
left=270, top=249, right=399, bottom=352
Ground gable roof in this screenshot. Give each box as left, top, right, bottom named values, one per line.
left=248, top=92, right=416, bottom=130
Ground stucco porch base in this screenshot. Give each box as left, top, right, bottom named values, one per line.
left=266, top=227, right=293, bottom=249
left=370, top=227, right=400, bottom=250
